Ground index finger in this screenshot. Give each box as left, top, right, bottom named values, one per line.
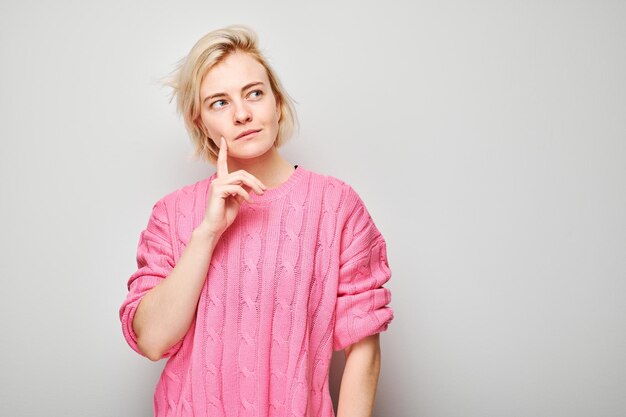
left=217, top=136, right=229, bottom=178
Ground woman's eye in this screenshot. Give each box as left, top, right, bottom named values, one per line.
left=249, top=90, right=263, bottom=98
left=211, top=99, right=227, bottom=109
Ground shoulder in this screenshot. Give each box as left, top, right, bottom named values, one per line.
left=301, top=167, right=353, bottom=192
left=303, top=168, right=368, bottom=216
left=152, top=175, right=214, bottom=211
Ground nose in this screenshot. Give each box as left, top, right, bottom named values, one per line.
left=232, top=100, right=252, bottom=125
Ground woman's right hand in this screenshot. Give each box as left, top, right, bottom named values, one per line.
left=200, top=137, right=267, bottom=237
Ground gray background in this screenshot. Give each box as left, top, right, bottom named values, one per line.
left=1, top=1, right=625, bottom=416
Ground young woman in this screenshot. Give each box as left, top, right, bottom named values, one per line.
left=119, top=25, right=394, bottom=417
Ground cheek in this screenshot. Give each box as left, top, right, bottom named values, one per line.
left=201, top=114, right=223, bottom=137
left=261, top=105, right=280, bottom=125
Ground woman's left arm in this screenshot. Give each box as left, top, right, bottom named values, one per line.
left=336, top=333, right=382, bottom=417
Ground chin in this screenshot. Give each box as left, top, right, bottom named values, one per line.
left=230, top=142, right=275, bottom=160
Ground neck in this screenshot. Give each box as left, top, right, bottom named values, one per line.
left=226, top=146, right=295, bottom=189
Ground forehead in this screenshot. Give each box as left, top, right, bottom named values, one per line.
left=200, top=51, right=269, bottom=97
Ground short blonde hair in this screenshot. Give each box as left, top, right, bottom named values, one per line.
left=161, top=25, right=298, bottom=165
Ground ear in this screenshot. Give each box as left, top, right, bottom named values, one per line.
left=276, top=101, right=282, bottom=122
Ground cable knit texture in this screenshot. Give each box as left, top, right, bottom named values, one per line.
left=119, top=166, right=394, bottom=417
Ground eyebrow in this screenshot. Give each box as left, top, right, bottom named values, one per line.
left=202, top=81, right=265, bottom=103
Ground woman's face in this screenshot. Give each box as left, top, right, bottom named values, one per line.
left=198, top=51, right=281, bottom=161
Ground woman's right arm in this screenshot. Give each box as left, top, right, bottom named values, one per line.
left=132, top=223, right=220, bottom=361
left=131, top=137, right=266, bottom=361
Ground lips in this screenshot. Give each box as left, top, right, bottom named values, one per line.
left=236, top=129, right=261, bottom=140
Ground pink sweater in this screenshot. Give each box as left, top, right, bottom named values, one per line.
left=119, top=166, right=394, bottom=417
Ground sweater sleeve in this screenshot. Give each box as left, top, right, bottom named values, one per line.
left=119, top=198, right=183, bottom=360
left=332, top=187, right=394, bottom=352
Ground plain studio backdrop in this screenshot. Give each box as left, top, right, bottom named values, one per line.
left=0, top=1, right=624, bottom=416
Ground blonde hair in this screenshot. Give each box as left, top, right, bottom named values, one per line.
left=160, top=25, right=298, bottom=165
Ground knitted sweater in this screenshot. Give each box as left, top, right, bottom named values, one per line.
left=119, top=166, right=394, bottom=417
